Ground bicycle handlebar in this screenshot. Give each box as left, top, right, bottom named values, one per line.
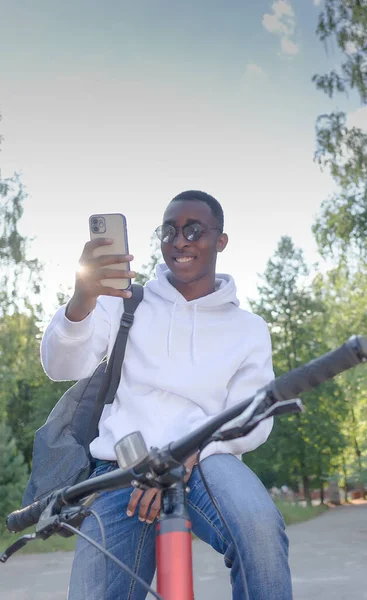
left=6, top=495, right=52, bottom=535
left=6, top=335, right=367, bottom=536
left=169, top=335, right=367, bottom=462
left=6, top=465, right=136, bottom=534
left=269, top=335, right=367, bottom=402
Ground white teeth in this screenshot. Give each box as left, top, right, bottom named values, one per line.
left=175, top=257, right=194, bottom=263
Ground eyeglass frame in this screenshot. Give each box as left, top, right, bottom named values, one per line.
left=155, top=221, right=222, bottom=244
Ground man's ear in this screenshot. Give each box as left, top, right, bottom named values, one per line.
left=216, top=233, right=228, bottom=253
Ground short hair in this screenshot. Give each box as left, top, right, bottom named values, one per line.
left=170, top=190, right=224, bottom=233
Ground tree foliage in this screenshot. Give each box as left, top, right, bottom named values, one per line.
left=245, top=237, right=348, bottom=503
left=312, top=0, right=367, bottom=261
left=135, top=234, right=162, bottom=285
left=313, top=0, right=367, bottom=102
left=313, top=112, right=367, bottom=259
left=313, top=265, right=367, bottom=488
left=310, top=1, right=367, bottom=496
left=0, top=173, right=43, bottom=315
left=0, top=174, right=68, bottom=487
left=0, top=422, right=29, bottom=534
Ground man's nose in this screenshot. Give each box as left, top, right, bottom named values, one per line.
left=173, top=228, right=188, bottom=249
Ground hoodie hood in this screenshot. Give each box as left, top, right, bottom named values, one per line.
left=146, top=263, right=240, bottom=308
left=145, top=263, right=240, bottom=362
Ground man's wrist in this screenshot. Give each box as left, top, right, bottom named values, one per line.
left=65, top=294, right=96, bottom=322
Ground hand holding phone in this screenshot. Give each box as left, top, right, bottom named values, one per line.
left=89, top=213, right=131, bottom=290
left=66, top=214, right=136, bottom=322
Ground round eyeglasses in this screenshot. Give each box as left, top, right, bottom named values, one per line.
left=155, top=222, right=220, bottom=244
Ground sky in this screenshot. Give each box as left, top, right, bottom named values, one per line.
left=1, top=0, right=365, bottom=315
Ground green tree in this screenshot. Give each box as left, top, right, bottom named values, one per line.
left=0, top=174, right=43, bottom=420
left=0, top=173, right=69, bottom=467
left=311, top=1, right=367, bottom=497
left=313, top=265, right=367, bottom=494
left=312, top=0, right=367, bottom=260
left=0, top=422, right=29, bottom=534
left=135, top=234, right=162, bottom=285
left=245, top=237, right=348, bottom=504
left=313, top=0, right=367, bottom=102
left=0, top=173, right=42, bottom=314
left=2, top=311, right=70, bottom=467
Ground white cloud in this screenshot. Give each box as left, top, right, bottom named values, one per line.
left=246, top=63, right=266, bottom=76
left=263, top=14, right=290, bottom=36
left=281, top=37, right=299, bottom=55
left=262, top=0, right=300, bottom=56
left=347, top=106, right=367, bottom=132
left=345, top=40, right=358, bottom=55
left=263, top=0, right=295, bottom=36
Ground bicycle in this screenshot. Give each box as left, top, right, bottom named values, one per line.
left=2, top=334, right=367, bottom=600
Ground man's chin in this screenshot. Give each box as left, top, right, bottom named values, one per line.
left=167, top=260, right=194, bottom=278
left=171, top=273, right=196, bottom=285
left=168, top=267, right=199, bottom=286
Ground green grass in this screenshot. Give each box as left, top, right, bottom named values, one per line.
left=0, top=502, right=328, bottom=557
left=0, top=527, right=76, bottom=556
left=275, top=500, right=329, bottom=525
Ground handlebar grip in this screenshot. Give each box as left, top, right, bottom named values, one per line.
left=270, top=335, right=367, bottom=402
left=6, top=496, right=51, bottom=533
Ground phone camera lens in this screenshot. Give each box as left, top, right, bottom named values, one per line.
left=92, top=218, right=98, bottom=224
left=93, top=226, right=99, bottom=232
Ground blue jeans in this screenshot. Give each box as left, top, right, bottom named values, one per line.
left=68, top=454, right=292, bottom=599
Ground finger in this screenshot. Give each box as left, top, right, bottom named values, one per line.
left=183, top=452, right=199, bottom=482
left=138, top=489, right=159, bottom=522
left=79, top=255, right=134, bottom=272
left=96, top=268, right=136, bottom=281
left=94, top=254, right=134, bottom=268
left=80, top=238, right=114, bottom=259
left=146, top=491, right=162, bottom=524
left=97, top=286, right=134, bottom=299
left=127, top=489, right=143, bottom=517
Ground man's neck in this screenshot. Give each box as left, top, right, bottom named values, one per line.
left=168, top=275, right=216, bottom=302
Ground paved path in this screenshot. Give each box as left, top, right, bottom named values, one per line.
left=1, top=503, right=366, bottom=599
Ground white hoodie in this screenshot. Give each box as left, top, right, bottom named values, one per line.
left=41, top=264, right=274, bottom=461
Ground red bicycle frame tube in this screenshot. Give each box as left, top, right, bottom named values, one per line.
left=156, top=485, right=194, bottom=600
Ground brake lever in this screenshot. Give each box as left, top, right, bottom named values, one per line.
left=0, top=534, right=38, bottom=563
left=217, top=389, right=271, bottom=436
left=209, top=399, right=304, bottom=442
left=267, top=398, right=304, bottom=417
left=0, top=500, right=96, bottom=563
left=36, top=503, right=93, bottom=538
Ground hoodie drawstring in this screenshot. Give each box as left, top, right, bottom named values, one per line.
left=191, top=304, right=197, bottom=365
left=167, top=301, right=177, bottom=357
left=167, top=302, right=197, bottom=364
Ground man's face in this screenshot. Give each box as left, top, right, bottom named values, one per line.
left=160, top=200, right=227, bottom=285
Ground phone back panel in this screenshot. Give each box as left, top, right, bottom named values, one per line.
left=89, top=213, right=130, bottom=290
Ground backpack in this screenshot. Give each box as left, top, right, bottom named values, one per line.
left=22, top=284, right=144, bottom=508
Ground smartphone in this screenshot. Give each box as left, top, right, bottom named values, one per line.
left=89, top=213, right=131, bottom=290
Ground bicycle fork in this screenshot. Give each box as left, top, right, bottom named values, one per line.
left=156, top=481, right=194, bottom=600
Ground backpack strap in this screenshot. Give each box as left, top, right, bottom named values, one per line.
left=86, top=283, right=144, bottom=449
left=104, top=284, right=144, bottom=405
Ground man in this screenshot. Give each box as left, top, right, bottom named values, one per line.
left=41, top=190, right=293, bottom=599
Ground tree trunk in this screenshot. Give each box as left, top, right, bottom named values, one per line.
left=351, top=407, right=366, bottom=499
left=317, top=454, right=325, bottom=504
left=302, top=475, right=312, bottom=507
left=342, top=453, right=349, bottom=503
left=320, top=480, right=325, bottom=505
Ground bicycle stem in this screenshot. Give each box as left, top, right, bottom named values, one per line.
left=156, top=468, right=194, bottom=600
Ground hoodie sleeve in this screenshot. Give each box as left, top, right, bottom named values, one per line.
left=41, top=301, right=112, bottom=381
left=199, top=315, right=274, bottom=461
